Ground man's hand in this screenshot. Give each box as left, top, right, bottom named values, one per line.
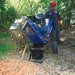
left=59, top=20, right=62, bottom=24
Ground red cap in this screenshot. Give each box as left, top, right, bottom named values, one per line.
left=50, top=1, right=56, bottom=6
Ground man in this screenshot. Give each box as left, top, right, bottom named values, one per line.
left=44, top=1, right=62, bottom=44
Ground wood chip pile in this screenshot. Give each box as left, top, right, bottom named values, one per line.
left=0, top=59, right=48, bottom=75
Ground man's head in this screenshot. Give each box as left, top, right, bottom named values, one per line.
left=49, top=1, right=56, bottom=10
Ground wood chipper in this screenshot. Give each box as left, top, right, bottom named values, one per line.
left=10, top=13, right=58, bottom=63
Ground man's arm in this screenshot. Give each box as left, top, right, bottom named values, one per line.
left=57, top=10, right=61, bottom=20
left=43, top=12, right=47, bottom=19
left=43, top=9, right=49, bottom=19
left=57, top=10, right=62, bottom=24
left=58, top=14, right=61, bottom=20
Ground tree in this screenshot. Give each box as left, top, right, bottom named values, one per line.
left=0, top=0, right=6, bottom=23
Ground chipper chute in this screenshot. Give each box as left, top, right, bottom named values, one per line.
left=10, top=13, right=58, bottom=63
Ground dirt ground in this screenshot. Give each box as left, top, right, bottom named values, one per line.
left=0, top=26, right=75, bottom=75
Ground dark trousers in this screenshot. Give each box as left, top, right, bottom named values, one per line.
left=50, top=24, right=60, bottom=43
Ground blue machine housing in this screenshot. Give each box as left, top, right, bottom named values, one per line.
left=39, top=18, right=53, bottom=38
left=24, top=18, right=53, bottom=43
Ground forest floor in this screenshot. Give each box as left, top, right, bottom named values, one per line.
left=0, top=25, right=75, bottom=75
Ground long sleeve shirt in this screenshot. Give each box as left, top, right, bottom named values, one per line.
left=44, top=9, right=61, bottom=26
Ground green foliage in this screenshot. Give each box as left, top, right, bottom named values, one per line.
left=0, top=32, right=11, bottom=38
left=0, top=32, right=17, bottom=56
left=0, top=0, right=18, bottom=31
left=0, top=44, right=16, bottom=52
left=17, top=0, right=40, bottom=16
left=0, top=0, right=6, bottom=23
left=0, top=44, right=16, bottom=56
left=6, top=6, right=18, bottom=23
left=56, top=0, right=74, bottom=26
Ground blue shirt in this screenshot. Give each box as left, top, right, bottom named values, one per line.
left=44, top=9, right=60, bottom=26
